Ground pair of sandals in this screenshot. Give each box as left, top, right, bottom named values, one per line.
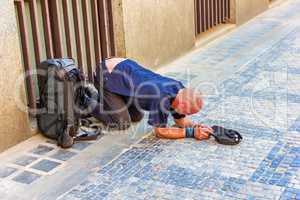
left=73, top=119, right=102, bottom=141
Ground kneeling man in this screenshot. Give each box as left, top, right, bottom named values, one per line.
left=90, top=58, right=212, bottom=140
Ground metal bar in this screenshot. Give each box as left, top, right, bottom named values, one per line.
left=225, top=0, right=227, bottom=21
left=40, top=0, right=54, bottom=59
left=15, top=0, right=36, bottom=111
left=220, top=0, right=223, bottom=24
left=225, top=0, right=228, bottom=20
left=107, top=0, right=115, bottom=56
left=72, top=0, right=83, bottom=69
left=198, top=0, right=202, bottom=33
left=228, top=0, right=231, bottom=20
left=222, top=0, right=225, bottom=22
left=197, top=0, right=201, bottom=33
left=199, top=0, right=202, bottom=33
left=210, top=0, right=213, bottom=28
left=205, top=0, right=209, bottom=30
left=195, top=0, right=201, bottom=34
left=217, top=0, right=220, bottom=24
left=194, top=0, right=198, bottom=35
left=62, top=0, right=73, bottom=58
left=28, top=0, right=42, bottom=65
left=213, top=0, right=217, bottom=26
left=82, top=0, right=93, bottom=81
left=211, top=0, right=216, bottom=26
left=212, top=0, right=215, bottom=26
left=220, top=0, right=223, bottom=23
left=207, top=0, right=210, bottom=29
left=201, top=0, right=205, bottom=32
left=220, top=0, right=224, bottom=23
left=202, top=0, right=206, bottom=32
left=49, top=0, right=63, bottom=57
left=205, top=0, right=208, bottom=30
left=98, top=0, right=110, bottom=58
left=91, top=0, right=102, bottom=63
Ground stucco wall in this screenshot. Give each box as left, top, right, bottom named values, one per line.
left=233, top=0, right=269, bottom=25
left=120, top=0, right=195, bottom=68
left=0, top=0, right=31, bottom=152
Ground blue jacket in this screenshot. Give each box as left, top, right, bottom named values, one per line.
left=95, top=59, right=185, bottom=127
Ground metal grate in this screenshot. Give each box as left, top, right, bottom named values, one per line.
left=194, top=0, right=231, bottom=35
left=14, top=0, right=115, bottom=111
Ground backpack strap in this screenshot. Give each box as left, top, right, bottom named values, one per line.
left=58, top=58, right=77, bottom=73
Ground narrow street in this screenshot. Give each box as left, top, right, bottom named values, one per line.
left=1, top=0, right=300, bottom=199
left=60, top=1, right=300, bottom=199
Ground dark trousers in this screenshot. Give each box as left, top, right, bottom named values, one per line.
left=91, top=89, right=144, bottom=130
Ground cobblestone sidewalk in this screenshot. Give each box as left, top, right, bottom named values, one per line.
left=59, top=1, right=300, bottom=199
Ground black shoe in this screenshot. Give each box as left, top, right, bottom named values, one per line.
left=74, top=127, right=101, bottom=141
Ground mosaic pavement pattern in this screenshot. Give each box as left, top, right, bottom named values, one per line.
left=0, top=140, right=93, bottom=185
left=60, top=1, right=300, bottom=199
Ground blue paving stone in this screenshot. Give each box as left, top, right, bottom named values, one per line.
left=290, top=157, right=300, bottom=168
left=68, top=189, right=82, bottom=199
left=277, top=177, right=289, bottom=187
left=99, top=143, right=164, bottom=178
left=247, top=196, right=258, bottom=200
left=268, top=173, right=282, bottom=185
left=288, top=67, right=300, bottom=74
left=81, top=184, right=96, bottom=193
left=72, top=142, right=92, bottom=151
left=290, top=147, right=300, bottom=155
left=30, top=145, right=54, bottom=155
left=12, top=171, right=41, bottom=184
left=31, top=159, right=61, bottom=172
left=280, top=188, right=300, bottom=200
left=0, top=167, right=18, bottom=178
left=271, top=156, right=284, bottom=168
left=13, top=155, right=39, bottom=166
left=251, top=142, right=300, bottom=187
left=289, top=116, right=300, bottom=132
left=222, top=178, right=246, bottom=193
left=288, top=94, right=300, bottom=104
left=50, top=150, right=77, bottom=161
left=135, top=164, right=232, bottom=191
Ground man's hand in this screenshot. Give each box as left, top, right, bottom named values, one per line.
left=194, top=125, right=213, bottom=140
left=194, top=124, right=213, bottom=132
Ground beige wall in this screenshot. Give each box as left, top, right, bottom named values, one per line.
left=112, top=0, right=126, bottom=58
left=116, top=0, right=195, bottom=68
left=114, top=0, right=271, bottom=68
left=232, top=0, right=270, bottom=25
left=0, top=0, right=31, bottom=152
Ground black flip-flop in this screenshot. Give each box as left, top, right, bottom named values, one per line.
left=211, top=126, right=243, bottom=145
left=74, top=126, right=102, bottom=141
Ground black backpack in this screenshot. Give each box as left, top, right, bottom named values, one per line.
left=37, top=59, right=84, bottom=148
